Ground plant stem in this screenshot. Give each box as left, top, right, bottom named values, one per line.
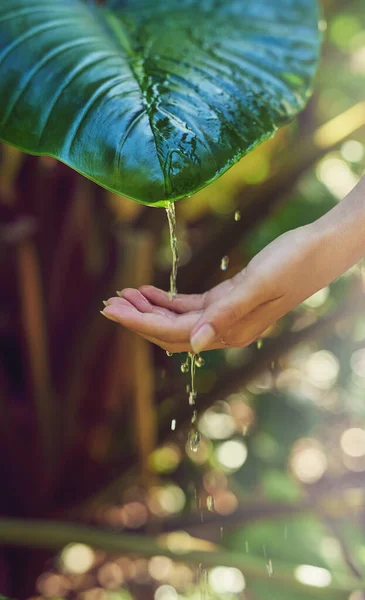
left=0, top=518, right=360, bottom=597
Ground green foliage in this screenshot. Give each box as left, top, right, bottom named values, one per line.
left=0, top=0, right=321, bottom=206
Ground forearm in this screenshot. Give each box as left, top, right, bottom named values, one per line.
left=311, top=175, right=365, bottom=282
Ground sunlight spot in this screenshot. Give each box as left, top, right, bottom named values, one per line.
left=295, top=565, right=332, bottom=587
left=341, top=428, right=365, bottom=457
left=216, top=440, right=247, bottom=471
left=305, top=350, right=339, bottom=389
left=159, top=485, right=186, bottom=514
left=155, top=584, right=178, bottom=600
left=209, top=567, right=246, bottom=594
left=199, top=410, right=236, bottom=440
left=350, top=47, right=365, bottom=74
left=60, top=543, right=95, bottom=574
left=341, top=140, right=364, bottom=163
left=148, top=556, right=174, bottom=581
left=316, top=156, right=359, bottom=199
left=290, top=440, right=327, bottom=484
left=350, top=349, right=365, bottom=378
left=302, top=287, right=329, bottom=308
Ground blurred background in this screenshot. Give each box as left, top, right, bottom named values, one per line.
left=1, top=0, right=365, bottom=598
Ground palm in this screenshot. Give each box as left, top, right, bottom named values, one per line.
left=103, top=277, right=239, bottom=352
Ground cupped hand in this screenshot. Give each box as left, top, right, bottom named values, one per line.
left=101, top=222, right=334, bottom=353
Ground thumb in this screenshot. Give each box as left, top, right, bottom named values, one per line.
left=190, top=276, right=262, bottom=353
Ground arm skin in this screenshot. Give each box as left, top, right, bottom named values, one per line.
left=101, top=175, right=365, bottom=354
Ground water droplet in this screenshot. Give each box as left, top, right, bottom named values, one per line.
left=195, top=355, right=205, bottom=368
left=220, top=255, right=229, bottom=271
left=266, top=559, right=274, bottom=577
left=166, top=351, right=173, bottom=357
left=245, top=540, right=249, bottom=553
left=171, top=419, right=176, bottom=431
left=191, top=409, right=198, bottom=424
left=186, top=384, right=190, bottom=393
left=271, top=360, right=275, bottom=370
left=189, top=391, right=197, bottom=405
left=207, top=495, right=214, bottom=512
left=234, top=210, right=241, bottom=221
left=220, top=527, right=224, bottom=540
left=181, top=361, right=189, bottom=373
left=189, top=429, right=201, bottom=452
left=257, top=339, right=263, bottom=350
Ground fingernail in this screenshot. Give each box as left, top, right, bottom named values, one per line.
left=102, top=300, right=108, bottom=306
left=100, top=310, right=118, bottom=323
left=191, top=324, right=216, bottom=354
left=116, top=291, right=122, bottom=297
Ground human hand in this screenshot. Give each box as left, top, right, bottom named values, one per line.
left=101, top=221, right=339, bottom=353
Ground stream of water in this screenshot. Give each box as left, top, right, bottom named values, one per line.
left=165, top=201, right=179, bottom=297
left=165, top=202, right=202, bottom=452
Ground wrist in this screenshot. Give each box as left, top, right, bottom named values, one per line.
left=311, top=177, right=365, bottom=281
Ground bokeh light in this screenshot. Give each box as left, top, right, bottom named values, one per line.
left=148, top=556, right=174, bottom=582
left=290, top=439, right=328, bottom=483
left=154, top=585, right=178, bottom=600
left=341, top=140, right=364, bottom=163
left=97, top=562, right=124, bottom=589
left=216, top=440, right=248, bottom=471
left=208, top=567, right=246, bottom=594
left=341, top=428, right=365, bottom=457
left=36, top=572, right=70, bottom=597
left=303, top=287, right=330, bottom=308
left=60, top=544, right=95, bottom=575
left=199, top=406, right=236, bottom=440
left=305, top=350, right=339, bottom=389
left=316, top=156, right=359, bottom=199
left=294, top=565, right=332, bottom=587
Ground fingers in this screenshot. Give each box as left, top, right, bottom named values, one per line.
left=139, top=285, right=207, bottom=314
left=102, top=301, right=201, bottom=343
left=120, top=289, right=174, bottom=317
left=190, top=274, right=274, bottom=353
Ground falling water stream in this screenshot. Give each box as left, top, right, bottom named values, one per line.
left=166, top=201, right=179, bottom=297
left=165, top=201, right=203, bottom=453
left=163, top=203, right=272, bottom=593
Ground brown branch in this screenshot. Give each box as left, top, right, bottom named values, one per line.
left=16, top=235, right=56, bottom=500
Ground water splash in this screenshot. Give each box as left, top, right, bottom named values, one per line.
left=189, top=429, right=201, bottom=452
left=266, top=559, right=274, bottom=577
left=207, top=495, right=215, bottom=512
left=165, top=201, right=179, bottom=297
left=195, top=355, right=205, bottom=368
left=181, top=360, right=189, bottom=373
left=220, top=255, right=229, bottom=271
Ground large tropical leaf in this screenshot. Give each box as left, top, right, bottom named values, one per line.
left=0, top=0, right=321, bottom=206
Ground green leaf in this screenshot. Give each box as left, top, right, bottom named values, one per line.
left=0, top=0, right=321, bottom=206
